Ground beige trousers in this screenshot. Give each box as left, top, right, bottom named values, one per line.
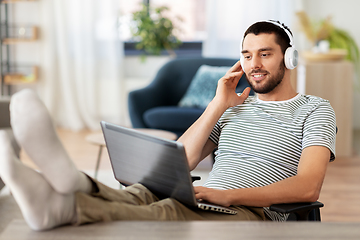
left=74, top=179, right=267, bottom=225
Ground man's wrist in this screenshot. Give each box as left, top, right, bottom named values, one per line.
left=225, top=188, right=243, bottom=206
left=208, top=97, right=229, bottom=114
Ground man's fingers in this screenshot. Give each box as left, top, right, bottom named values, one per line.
left=224, top=71, right=243, bottom=81
left=227, top=62, right=243, bottom=75
left=241, top=87, right=251, bottom=96
left=194, top=186, right=206, bottom=199
left=195, top=193, right=202, bottom=199
left=238, top=87, right=251, bottom=102
left=227, top=60, right=242, bottom=74
left=228, top=71, right=243, bottom=77
left=194, top=186, right=204, bottom=193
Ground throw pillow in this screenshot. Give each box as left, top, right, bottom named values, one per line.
left=178, top=65, right=230, bottom=109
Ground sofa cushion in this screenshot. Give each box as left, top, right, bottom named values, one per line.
left=143, top=106, right=204, bottom=133
left=178, top=65, right=231, bottom=109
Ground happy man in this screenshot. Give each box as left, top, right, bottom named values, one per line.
left=0, top=20, right=336, bottom=230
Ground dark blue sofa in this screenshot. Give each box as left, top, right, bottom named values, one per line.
left=128, top=57, right=253, bottom=137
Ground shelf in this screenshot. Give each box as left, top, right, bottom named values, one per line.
left=0, top=0, right=40, bottom=95
left=3, top=66, right=38, bottom=85
left=1, top=26, right=38, bottom=44
left=1, top=0, right=37, bottom=3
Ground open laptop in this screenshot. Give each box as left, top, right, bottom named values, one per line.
left=101, top=121, right=237, bottom=215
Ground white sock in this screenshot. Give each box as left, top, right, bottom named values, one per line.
left=0, top=131, right=77, bottom=231
left=10, top=89, right=92, bottom=194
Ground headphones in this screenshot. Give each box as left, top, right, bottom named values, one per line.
left=240, top=20, right=298, bottom=70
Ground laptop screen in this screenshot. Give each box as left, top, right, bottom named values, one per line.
left=101, top=122, right=197, bottom=206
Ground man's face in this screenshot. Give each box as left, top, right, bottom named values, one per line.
left=241, top=33, right=285, bottom=94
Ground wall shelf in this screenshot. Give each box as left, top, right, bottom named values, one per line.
left=0, top=0, right=39, bottom=95
left=1, top=26, right=38, bottom=44
left=3, top=66, right=38, bottom=84
left=0, top=0, right=37, bottom=3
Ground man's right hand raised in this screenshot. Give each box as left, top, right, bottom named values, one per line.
left=212, top=60, right=251, bottom=110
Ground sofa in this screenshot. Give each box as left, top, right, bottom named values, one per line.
left=128, top=57, right=253, bottom=137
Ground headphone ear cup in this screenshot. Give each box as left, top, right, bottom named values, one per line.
left=239, top=41, right=244, bottom=68
left=284, top=47, right=298, bottom=69
left=240, top=55, right=245, bottom=68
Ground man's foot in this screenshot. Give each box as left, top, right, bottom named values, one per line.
left=10, top=89, right=91, bottom=194
left=0, top=131, right=77, bottom=231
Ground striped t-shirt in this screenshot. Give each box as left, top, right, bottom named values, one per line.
left=203, top=93, right=336, bottom=221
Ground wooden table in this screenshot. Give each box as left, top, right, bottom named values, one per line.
left=86, top=128, right=177, bottom=179
left=1, top=220, right=360, bottom=239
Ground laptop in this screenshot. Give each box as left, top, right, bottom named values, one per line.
left=101, top=121, right=237, bottom=215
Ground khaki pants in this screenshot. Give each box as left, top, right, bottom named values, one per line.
left=74, top=179, right=267, bottom=225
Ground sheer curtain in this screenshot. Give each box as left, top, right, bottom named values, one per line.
left=39, top=0, right=124, bottom=131
left=203, top=0, right=304, bottom=58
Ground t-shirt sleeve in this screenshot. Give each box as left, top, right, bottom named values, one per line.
left=302, top=100, right=336, bottom=161
left=209, top=121, right=221, bottom=145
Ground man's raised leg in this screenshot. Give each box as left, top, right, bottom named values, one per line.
left=0, top=131, right=77, bottom=231
left=10, top=89, right=92, bottom=194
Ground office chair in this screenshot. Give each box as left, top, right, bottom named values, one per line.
left=270, top=201, right=323, bottom=221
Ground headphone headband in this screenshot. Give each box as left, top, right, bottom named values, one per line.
left=264, top=20, right=294, bottom=47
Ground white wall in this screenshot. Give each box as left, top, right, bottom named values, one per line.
left=303, top=0, right=360, bottom=129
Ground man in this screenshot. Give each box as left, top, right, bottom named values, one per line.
left=0, top=21, right=336, bottom=231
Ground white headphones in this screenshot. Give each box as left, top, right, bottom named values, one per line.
left=240, top=20, right=298, bottom=70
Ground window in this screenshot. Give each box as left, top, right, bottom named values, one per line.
left=118, top=0, right=206, bottom=56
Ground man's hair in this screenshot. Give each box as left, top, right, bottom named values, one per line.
left=243, top=21, right=293, bottom=55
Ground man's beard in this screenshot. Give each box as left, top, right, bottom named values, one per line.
left=245, top=62, right=285, bottom=94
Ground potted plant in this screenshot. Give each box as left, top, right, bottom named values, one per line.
left=131, top=4, right=182, bottom=60
left=297, top=11, right=360, bottom=90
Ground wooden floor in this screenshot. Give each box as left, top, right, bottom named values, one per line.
left=20, top=128, right=360, bottom=222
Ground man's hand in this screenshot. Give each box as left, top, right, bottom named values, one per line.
left=194, top=186, right=231, bottom=207
left=213, top=60, right=251, bottom=110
